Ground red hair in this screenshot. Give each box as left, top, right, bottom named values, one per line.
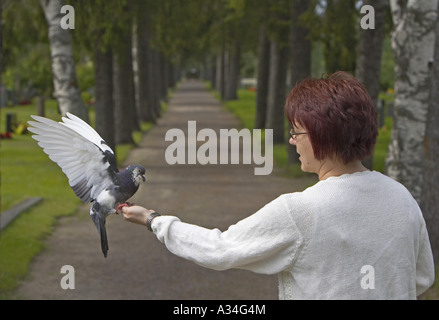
left=285, top=71, right=378, bottom=164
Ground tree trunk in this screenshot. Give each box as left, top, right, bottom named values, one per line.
left=386, top=0, right=438, bottom=202
left=210, top=55, right=217, bottom=89
left=225, top=40, right=241, bottom=101
left=160, top=55, right=169, bottom=103
left=40, top=0, right=88, bottom=122
left=255, top=26, right=270, bottom=129
left=288, top=0, right=312, bottom=164
left=113, top=46, right=135, bottom=145
left=130, top=21, right=141, bottom=132
left=150, top=49, right=162, bottom=118
left=94, top=47, right=116, bottom=154
left=37, top=96, right=45, bottom=117
left=356, top=0, right=388, bottom=170
left=215, top=46, right=225, bottom=100
left=421, top=0, right=439, bottom=264
left=135, top=11, right=156, bottom=123
left=0, top=0, right=2, bottom=111
left=266, top=40, right=288, bottom=144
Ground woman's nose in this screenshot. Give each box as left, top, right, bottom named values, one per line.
left=289, top=137, right=296, bottom=145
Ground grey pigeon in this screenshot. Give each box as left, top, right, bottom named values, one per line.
left=28, top=113, right=146, bottom=257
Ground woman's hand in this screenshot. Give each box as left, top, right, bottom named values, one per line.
left=120, top=205, right=154, bottom=226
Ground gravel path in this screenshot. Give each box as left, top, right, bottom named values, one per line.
left=13, top=80, right=316, bottom=300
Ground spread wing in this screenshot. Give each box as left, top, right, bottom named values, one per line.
left=28, top=113, right=118, bottom=203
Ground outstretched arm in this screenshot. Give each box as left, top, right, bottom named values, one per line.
left=120, top=196, right=303, bottom=275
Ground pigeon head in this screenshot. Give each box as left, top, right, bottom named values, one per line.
left=126, top=164, right=146, bottom=186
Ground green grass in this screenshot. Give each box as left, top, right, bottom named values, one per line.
left=373, top=116, right=393, bottom=173
left=0, top=99, right=156, bottom=298
left=0, top=103, right=81, bottom=295
left=224, top=90, right=257, bottom=130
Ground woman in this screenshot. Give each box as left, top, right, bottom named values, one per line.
left=121, top=72, right=435, bottom=299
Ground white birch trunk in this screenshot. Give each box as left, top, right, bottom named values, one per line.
left=386, top=0, right=438, bottom=202
left=40, top=0, right=88, bottom=121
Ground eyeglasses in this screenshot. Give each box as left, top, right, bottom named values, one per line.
left=289, top=128, right=308, bottom=140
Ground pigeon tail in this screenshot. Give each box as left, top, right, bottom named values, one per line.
left=91, top=212, right=109, bottom=258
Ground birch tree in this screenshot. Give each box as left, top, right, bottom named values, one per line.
left=40, top=0, right=88, bottom=121
left=386, top=0, right=438, bottom=202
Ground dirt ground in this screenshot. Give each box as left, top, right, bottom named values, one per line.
left=12, top=80, right=316, bottom=300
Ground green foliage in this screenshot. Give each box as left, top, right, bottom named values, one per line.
left=301, top=0, right=359, bottom=74
left=2, top=43, right=52, bottom=97
left=76, top=60, right=95, bottom=94
left=266, top=0, right=293, bottom=46
left=72, top=0, right=139, bottom=61
left=2, top=1, right=52, bottom=97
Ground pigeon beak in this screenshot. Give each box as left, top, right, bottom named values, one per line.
left=141, top=174, right=146, bottom=182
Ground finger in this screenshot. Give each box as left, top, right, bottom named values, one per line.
left=115, top=203, right=127, bottom=215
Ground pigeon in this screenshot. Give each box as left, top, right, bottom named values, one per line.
left=28, top=112, right=146, bottom=257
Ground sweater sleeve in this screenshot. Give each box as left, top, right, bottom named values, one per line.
left=152, top=195, right=303, bottom=275
left=415, top=217, right=435, bottom=296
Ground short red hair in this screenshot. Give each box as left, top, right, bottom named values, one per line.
left=285, top=71, right=378, bottom=164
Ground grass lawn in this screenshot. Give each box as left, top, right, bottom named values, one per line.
left=0, top=100, right=153, bottom=298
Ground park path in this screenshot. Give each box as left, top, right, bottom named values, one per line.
left=13, top=80, right=315, bottom=300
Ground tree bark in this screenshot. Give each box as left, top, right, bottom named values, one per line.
left=215, top=48, right=225, bottom=101
left=386, top=0, right=438, bottom=202
left=113, top=46, right=135, bottom=145
left=135, top=11, right=156, bottom=123
left=266, top=40, right=288, bottom=144
left=40, top=0, right=88, bottom=122
left=37, top=96, right=46, bottom=117
left=225, top=40, right=241, bottom=101
left=150, top=49, right=162, bottom=118
left=255, top=26, right=270, bottom=129
left=0, top=0, right=2, bottom=110
left=160, top=54, right=169, bottom=103
left=131, top=21, right=141, bottom=132
left=288, top=0, right=311, bottom=164
left=421, top=1, right=439, bottom=264
left=94, top=47, right=116, bottom=154
left=356, top=0, right=388, bottom=170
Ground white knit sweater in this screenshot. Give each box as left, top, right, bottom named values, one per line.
left=152, top=171, right=435, bottom=299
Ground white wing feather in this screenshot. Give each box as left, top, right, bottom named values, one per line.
left=28, top=114, right=116, bottom=203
